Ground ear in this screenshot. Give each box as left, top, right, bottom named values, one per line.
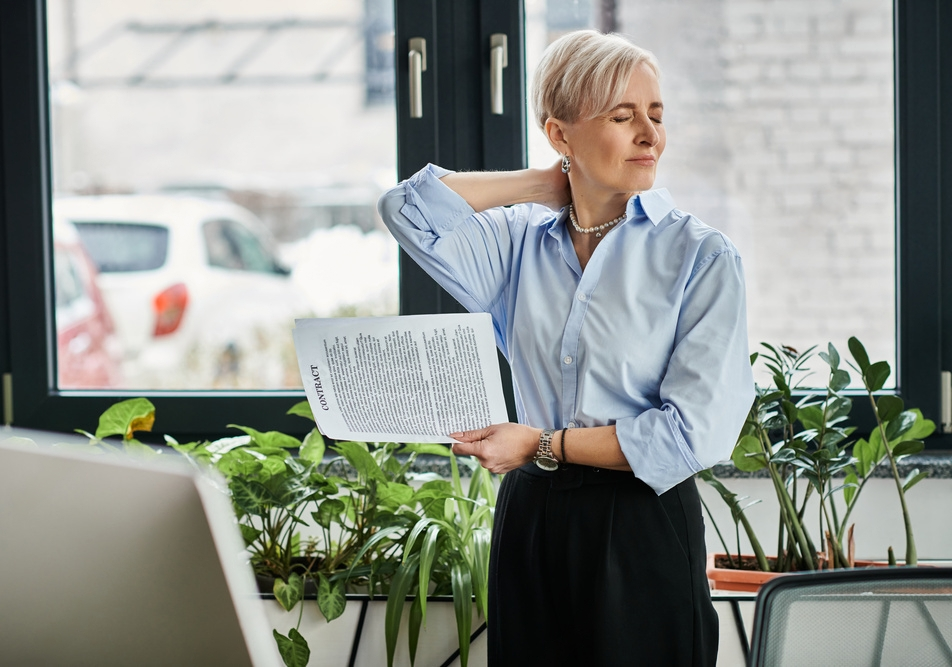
left=544, top=117, right=570, bottom=156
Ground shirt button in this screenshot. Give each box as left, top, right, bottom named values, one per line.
left=563, top=356, right=573, bottom=365
left=567, top=421, right=577, bottom=428
left=577, top=292, right=588, bottom=302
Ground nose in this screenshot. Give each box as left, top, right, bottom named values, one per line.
left=634, top=114, right=659, bottom=147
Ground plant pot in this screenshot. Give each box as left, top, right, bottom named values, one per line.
left=260, top=595, right=487, bottom=667
left=706, top=553, right=782, bottom=592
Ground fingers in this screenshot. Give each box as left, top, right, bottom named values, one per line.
left=448, top=426, right=492, bottom=443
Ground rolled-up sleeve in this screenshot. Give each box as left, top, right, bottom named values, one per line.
left=615, top=248, right=755, bottom=495
left=377, top=164, right=520, bottom=318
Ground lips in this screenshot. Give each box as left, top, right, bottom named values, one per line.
left=628, top=155, right=656, bottom=166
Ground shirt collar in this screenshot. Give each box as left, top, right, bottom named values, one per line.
left=629, top=188, right=676, bottom=227
left=545, top=187, right=676, bottom=238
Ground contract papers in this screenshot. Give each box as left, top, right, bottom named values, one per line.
left=292, top=314, right=509, bottom=443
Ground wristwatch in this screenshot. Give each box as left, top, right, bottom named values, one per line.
left=533, top=429, right=559, bottom=471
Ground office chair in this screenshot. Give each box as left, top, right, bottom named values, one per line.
left=747, top=566, right=952, bottom=667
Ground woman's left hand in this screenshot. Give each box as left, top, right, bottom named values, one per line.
left=449, top=423, right=539, bottom=474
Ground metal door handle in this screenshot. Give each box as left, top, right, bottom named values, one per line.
left=409, top=37, right=427, bottom=118
left=490, top=33, right=508, bottom=115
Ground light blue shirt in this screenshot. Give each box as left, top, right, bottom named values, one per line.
left=378, top=164, right=755, bottom=495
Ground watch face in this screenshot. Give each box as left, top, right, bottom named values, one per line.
left=534, top=455, right=559, bottom=472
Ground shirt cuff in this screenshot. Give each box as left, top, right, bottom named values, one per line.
left=402, top=163, right=476, bottom=234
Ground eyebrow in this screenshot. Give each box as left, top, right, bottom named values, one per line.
left=611, top=102, right=664, bottom=112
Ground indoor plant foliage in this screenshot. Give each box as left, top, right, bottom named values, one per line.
left=702, top=337, right=935, bottom=575
left=81, top=398, right=496, bottom=667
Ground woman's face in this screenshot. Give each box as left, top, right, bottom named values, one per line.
left=554, top=62, right=666, bottom=199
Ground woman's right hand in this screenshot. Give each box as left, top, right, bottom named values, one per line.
left=538, top=158, right=572, bottom=211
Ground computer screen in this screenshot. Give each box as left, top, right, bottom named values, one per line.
left=0, top=427, right=279, bottom=666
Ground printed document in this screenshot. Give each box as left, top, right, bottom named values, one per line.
left=293, top=314, right=509, bottom=442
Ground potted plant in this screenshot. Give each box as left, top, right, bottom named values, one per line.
left=79, top=397, right=495, bottom=667
left=701, top=337, right=935, bottom=591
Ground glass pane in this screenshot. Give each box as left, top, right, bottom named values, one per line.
left=47, top=0, right=398, bottom=390
left=525, top=0, right=896, bottom=387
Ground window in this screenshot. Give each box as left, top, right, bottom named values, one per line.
left=1, top=0, right=950, bottom=444
left=72, top=223, right=169, bottom=273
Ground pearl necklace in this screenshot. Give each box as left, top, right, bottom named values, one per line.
left=568, top=204, right=625, bottom=238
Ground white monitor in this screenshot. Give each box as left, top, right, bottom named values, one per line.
left=0, top=427, right=279, bottom=666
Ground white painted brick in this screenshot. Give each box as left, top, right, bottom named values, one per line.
left=820, top=149, right=853, bottom=166
left=839, top=37, right=892, bottom=57
left=851, top=12, right=888, bottom=35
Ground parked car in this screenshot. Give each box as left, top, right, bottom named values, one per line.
left=53, top=195, right=309, bottom=389
left=53, top=218, right=123, bottom=389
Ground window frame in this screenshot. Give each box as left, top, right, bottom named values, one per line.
left=1, top=0, right=950, bottom=447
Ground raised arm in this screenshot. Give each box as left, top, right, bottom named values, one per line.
left=440, top=161, right=570, bottom=213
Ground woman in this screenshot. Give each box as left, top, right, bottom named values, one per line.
left=378, top=30, right=754, bottom=666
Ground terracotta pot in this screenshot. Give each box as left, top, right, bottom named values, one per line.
left=706, top=553, right=782, bottom=592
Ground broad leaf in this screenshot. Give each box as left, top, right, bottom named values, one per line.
left=238, top=523, right=262, bottom=546
left=378, top=481, right=415, bottom=509
left=885, top=411, right=917, bottom=443
left=228, top=425, right=302, bottom=449
left=402, top=442, right=453, bottom=457
left=731, top=435, right=766, bottom=472
left=286, top=401, right=315, bottom=422
left=848, top=336, right=870, bottom=372
left=231, top=478, right=273, bottom=516
left=273, top=628, right=310, bottom=667
left=317, top=574, right=346, bottom=622
left=843, top=470, right=859, bottom=506
left=408, top=593, right=424, bottom=666
left=876, top=395, right=904, bottom=423
left=830, top=369, right=851, bottom=392
left=852, top=439, right=875, bottom=478
left=903, top=469, right=929, bottom=492
left=864, top=361, right=891, bottom=393
left=333, top=440, right=385, bottom=482
left=95, top=398, right=156, bottom=440
left=906, top=409, right=937, bottom=439
left=892, top=439, right=924, bottom=458
left=273, top=574, right=304, bottom=612
left=797, top=405, right=825, bottom=431
left=312, top=498, right=345, bottom=528
left=299, top=428, right=326, bottom=464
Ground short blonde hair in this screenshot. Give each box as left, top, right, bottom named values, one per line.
left=531, top=30, right=660, bottom=129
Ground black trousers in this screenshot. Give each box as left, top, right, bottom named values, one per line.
left=487, top=464, right=717, bottom=667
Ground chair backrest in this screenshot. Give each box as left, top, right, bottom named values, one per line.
left=748, top=567, right=952, bottom=667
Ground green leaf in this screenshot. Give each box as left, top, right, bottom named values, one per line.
left=906, top=409, right=937, bottom=439
left=385, top=554, right=420, bottom=667
left=843, top=470, right=859, bottom=506
left=903, top=469, right=929, bottom=492
left=238, top=523, right=262, bottom=546
left=273, top=628, right=310, bottom=667
left=312, top=498, right=346, bottom=528
left=260, top=456, right=287, bottom=478
left=273, top=574, right=304, bottom=612
left=876, top=395, right=904, bottom=423
left=299, top=428, right=326, bottom=464
left=892, top=440, right=924, bottom=458
left=830, top=369, right=851, bottom=392
left=826, top=343, right=840, bottom=369
left=781, top=399, right=798, bottom=425
left=797, top=405, right=825, bottom=431
left=417, top=523, right=443, bottom=623
left=451, top=561, right=473, bottom=667
left=885, top=411, right=917, bottom=443
left=853, top=439, right=875, bottom=478
left=333, top=440, right=385, bottom=482
left=848, top=337, right=870, bottom=372
left=402, top=442, right=453, bottom=457
left=231, top=478, right=274, bottom=516
left=865, top=361, right=891, bottom=392
left=227, top=425, right=302, bottom=449
left=408, top=593, right=424, bottom=666
left=286, top=401, right=315, bottom=422
left=94, top=398, right=156, bottom=441
left=731, top=435, right=766, bottom=472
left=317, top=574, right=346, bottom=622
left=378, top=481, right=415, bottom=509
